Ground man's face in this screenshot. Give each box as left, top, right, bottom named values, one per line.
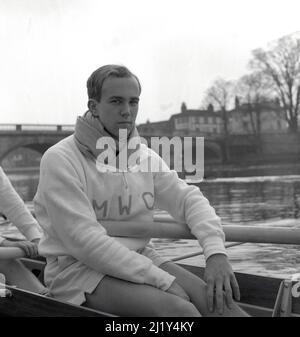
left=92, top=76, right=140, bottom=139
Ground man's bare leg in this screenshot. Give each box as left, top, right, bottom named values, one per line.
left=0, top=259, right=48, bottom=294
left=83, top=275, right=201, bottom=317
left=160, top=262, right=250, bottom=317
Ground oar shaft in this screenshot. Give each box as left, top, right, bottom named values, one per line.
left=153, top=213, right=234, bottom=226
left=0, top=247, right=25, bottom=260
left=170, top=242, right=243, bottom=262
left=101, top=220, right=300, bottom=245
left=28, top=209, right=299, bottom=244
left=223, top=225, right=300, bottom=245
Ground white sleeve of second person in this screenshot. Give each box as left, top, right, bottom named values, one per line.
left=37, top=150, right=175, bottom=291
left=153, top=156, right=227, bottom=261
left=0, top=167, right=42, bottom=242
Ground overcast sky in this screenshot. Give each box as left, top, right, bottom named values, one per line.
left=0, top=0, right=299, bottom=125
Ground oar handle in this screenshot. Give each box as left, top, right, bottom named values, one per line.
left=0, top=247, right=26, bottom=260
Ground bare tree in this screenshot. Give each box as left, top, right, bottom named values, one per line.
left=204, top=78, right=234, bottom=161
left=250, top=33, right=300, bottom=132
left=236, top=71, right=271, bottom=135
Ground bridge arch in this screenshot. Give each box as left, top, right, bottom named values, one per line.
left=0, top=129, right=72, bottom=165
left=0, top=142, right=56, bottom=164
left=204, top=141, right=223, bottom=163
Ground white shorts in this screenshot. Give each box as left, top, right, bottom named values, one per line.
left=45, top=245, right=171, bottom=306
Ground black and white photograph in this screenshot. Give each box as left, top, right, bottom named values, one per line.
left=0, top=0, right=300, bottom=322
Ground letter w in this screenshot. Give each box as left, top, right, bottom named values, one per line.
left=119, top=195, right=132, bottom=215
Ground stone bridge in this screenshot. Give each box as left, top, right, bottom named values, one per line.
left=0, top=124, right=260, bottom=165
left=0, top=124, right=74, bottom=163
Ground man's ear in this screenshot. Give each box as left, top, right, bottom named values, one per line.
left=87, top=99, right=99, bottom=116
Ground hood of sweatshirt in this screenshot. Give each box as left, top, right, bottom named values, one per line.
left=74, top=111, right=150, bottom=173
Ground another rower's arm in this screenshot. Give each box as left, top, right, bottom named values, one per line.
left=0, top=167, right=42, bottom=243
left=0, top=237, right=38, bottom=258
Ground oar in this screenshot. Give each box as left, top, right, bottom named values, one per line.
left=100, top=220, right=300, bottom=245
left=153, top=213, right=232, bottom=226
left=170, top=242, right=244, bottom=262
left=0, top=247, right=25, bottom=260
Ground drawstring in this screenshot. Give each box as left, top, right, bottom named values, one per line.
left=122, top=172, right=128, bottom=190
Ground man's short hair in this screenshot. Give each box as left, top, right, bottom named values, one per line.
left=87, top=64, right=142, bottom=101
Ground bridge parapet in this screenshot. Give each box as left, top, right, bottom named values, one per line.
left=0, top=124, right=75, bottom=132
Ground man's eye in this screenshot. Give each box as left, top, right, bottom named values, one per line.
left=111, top=99, right=121, bottom=104
left=130, top=101, right=139, bottom=106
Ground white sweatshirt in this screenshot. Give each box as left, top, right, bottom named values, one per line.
left=34, top=135, right=227, bottom=304
left=0, top=167, right=42, bottom=244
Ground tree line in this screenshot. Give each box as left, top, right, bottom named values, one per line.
left=203, top=32, right=300, bottom=135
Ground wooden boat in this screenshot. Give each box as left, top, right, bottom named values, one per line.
left=0, top=258, right=299, bottom=317
left=1, top=214, right=300, bottom=317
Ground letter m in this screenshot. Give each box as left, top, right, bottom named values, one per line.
left=92, top=199, right=108, bottom=218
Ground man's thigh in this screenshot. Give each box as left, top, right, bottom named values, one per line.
left=83, top=274, right=199, bottom=317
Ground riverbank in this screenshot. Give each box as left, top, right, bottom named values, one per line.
left=3, top=162, right=300, bottom=181
left=204, top=162, right=300, bottom=179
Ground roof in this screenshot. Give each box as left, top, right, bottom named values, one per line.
left=137, top=121, right=172, bottom=132
left=170, top=109, right=223, bottom=119
left=229, top=101, right=283, bottom=113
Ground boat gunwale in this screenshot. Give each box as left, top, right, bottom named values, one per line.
left=1, top=261, right=300, bottom=317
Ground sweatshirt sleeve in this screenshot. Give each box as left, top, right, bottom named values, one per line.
left=153, top=156, right=227, bottom=261
left=0, top=167, right=42, bottom=241
left=36, top=150, right=175, bottom=291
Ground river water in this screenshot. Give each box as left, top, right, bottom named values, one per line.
left=1, top=169, right=300, bottom=279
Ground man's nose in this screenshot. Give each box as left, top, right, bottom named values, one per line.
left=120, top=103, right=131, bottom=117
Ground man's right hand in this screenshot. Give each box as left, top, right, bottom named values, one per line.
left=166, top=280, right=190, bottom=302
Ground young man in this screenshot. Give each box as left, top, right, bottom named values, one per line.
left=34, top=65, right=248, bottom=316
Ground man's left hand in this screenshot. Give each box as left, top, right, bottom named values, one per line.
left=204, top=254, right=240, bottom=315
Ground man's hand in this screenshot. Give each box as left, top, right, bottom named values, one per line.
left=2, top=239, right=39, bottom=258
left=166, top=280, right=190, bottom=302
left=204, top=254, right=240, bottom=315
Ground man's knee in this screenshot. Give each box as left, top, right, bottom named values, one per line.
left=154, top=295, right=200, bottom=317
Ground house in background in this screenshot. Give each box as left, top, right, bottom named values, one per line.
left=228, top=101, right=288, bottom=135
left=138, top=100, right=288, bottom=137
left=138, top=103, right=224, bottom=138
left=136, top=101, right=297, bottom=167
left=170, top=110, right=223, bottom=137
left=137, top=104, right=225, bottom=168
left=137, top=120, right=172, bottom=137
